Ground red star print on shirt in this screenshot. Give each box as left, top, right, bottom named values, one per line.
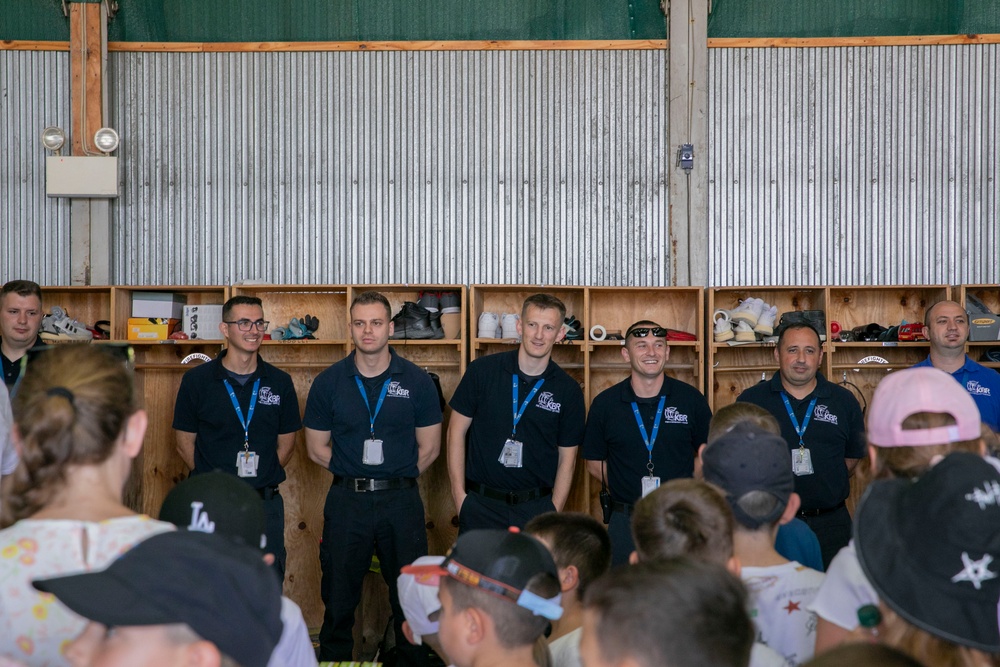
left=784, top=600, right=801, bottom=614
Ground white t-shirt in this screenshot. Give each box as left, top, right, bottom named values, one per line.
left=269, top=596, right=318, bottom=667
left=742, top=561, right=825, bottom=665
left=751, top=641, right=793, bottom=667
left=549, top=626, right=581, bottom=667
left=807, top=540, right=878, bottom=631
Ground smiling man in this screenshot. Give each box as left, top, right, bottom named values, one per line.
left=448, top=293, right=586, bottom=533
left=914, top=299, right=1000, bottom=432
left=736, top=322, right=864, bottom=569
left=173, top=295, right=302, bottom=579
left=304, top=290, right=442, bottom=662
left=0, top=280, right=44, bottom=390
left=581, top=320, right=712, bottom=565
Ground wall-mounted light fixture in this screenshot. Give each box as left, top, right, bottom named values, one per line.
left=43, top=125, right=120, bottom=198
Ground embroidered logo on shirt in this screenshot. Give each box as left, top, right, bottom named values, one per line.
left=965, top=481, right=1000, bottom=510
left=812, top=405, right=839, bottom=425
left=387, top=381, right=411, bottom=398
left=951, top=552, right=997, bottom=590
left=967, top=380, right=992, bottom=396
left=535, top=391, right=562, bottom=413
left=257, top=387, right=281, bottom=406
left=662, top=407, right=689, bottom=424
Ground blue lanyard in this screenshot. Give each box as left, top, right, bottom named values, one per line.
left=223, top=378, right=260, bottom=449
left=781, top=392, right=817, bottom=448
left=631, top=396, right=666, bottom=465
left=355, top=376, right=391, bottom=438
left=512, top=375, right=545, bottom=438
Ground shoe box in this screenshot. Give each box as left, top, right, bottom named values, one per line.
left=967, top=294, right=1000, bottom=342
left=132, top=291, right=188, bottom=319
left=182, top=305, right=224, bottom=340
left=128, top=317, right=180, bottom=340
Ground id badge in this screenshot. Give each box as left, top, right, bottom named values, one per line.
left=641, top=475, right=661, bottom=498
left=237, top=451, right=258, bottom=478
left=792, top=447, right=815, bottom=476
left=362, top=439, right=384, bottom=466
left=498, top=439, right=524, bottom=468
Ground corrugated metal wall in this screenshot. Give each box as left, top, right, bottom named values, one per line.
left=709, top=44, right=999, bottom=286
left=2, top=45, right=998, bottom=287
left=0, top=50, right=72, bottom=283
left=111, top=49, right=670, bottom=286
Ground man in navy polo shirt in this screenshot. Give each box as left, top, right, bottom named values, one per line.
left=448, top=293, right=586, bottom=533
left=737, top=322, right=864, bottom=569
left=1, top=280, right=45, bottom=391
left=582, top=320, right=712, bottom=565
left=914, top=299, right=1000, bottom=432
left=304, top=290, right=442, bottom=663
left=173, top=295, right=302, bottom=579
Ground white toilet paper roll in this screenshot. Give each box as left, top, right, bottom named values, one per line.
left=590, top=324, right=607, bottom=341
left=713, top=309, right=731, bottom=323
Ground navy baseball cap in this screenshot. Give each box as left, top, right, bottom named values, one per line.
left=159, top=471, right=267, bottom=551
left=33, top=531, right=282, bottom=667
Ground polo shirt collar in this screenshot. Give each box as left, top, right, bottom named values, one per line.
left=211, top=348, right=268, bottom=380
left=347, top=347, right=403, bottom=378
left=618, top=375, right=672, bottom=403
left=501, top=349, right=557, bottom=379
left=768, top=370, right=832, bottom=398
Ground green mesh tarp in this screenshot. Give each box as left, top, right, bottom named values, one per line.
left=3, top=0, right=999, bottom=42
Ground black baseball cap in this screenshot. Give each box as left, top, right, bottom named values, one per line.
left=33, top=531, right=283, bottom=667
left=702, top=423, right=794, bottom=529
left=403, top=528, right=563, bottom=621
left=159, top=471, right=267, bottom=551
left=855, top=452, right=1000, bottom=652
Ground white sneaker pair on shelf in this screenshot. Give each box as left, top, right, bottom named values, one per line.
left=478, top=312, right=519, bottom=339
left=714, top=298, right=779, bottom=342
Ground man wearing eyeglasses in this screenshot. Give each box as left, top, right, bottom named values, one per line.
left=581, top=320, right=713, bottom=565
left=448, top=293, right=586, bottom=534
left=173, top=295, right=302, bottom=578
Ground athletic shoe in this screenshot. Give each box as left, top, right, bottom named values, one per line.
left=730, top=298, right=764, bottom=327
left=41, top=306, right=92, bottom=340
left=733, top=321, right=757, bottom=342
left=714, top=313, right=734, bottom=342
left=390, top=302, right=442, bottom=340
left=754, top=304, right=778, bottom=336
left=563, top=315, right=584, bottom=341
left=982, top=348, right=1000, bottom=363
left=477, top=312, right=499, bottom=338
left=439, top=291, right=461, bottom=314
left=500, top=313, right=520, bottom=340
left=417, top=291, right=440, bottom=312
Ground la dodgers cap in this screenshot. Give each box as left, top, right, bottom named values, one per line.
left=402, top=528, right=563, bottom=621
left=33, top=531, right=283, bottom=667
left=855, top=452, right=1000, bottom=651
left=159, top=471, right=267, bottom=551
left=702, top=423, right=794, bottom=529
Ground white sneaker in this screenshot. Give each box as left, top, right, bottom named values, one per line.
left=477, top=312, right=499, bottom=338
left=500, top=313, right=520, bottom=340
left=733, top=320, right=757, bottom=342
left=713, top=310, right=734, bottom=342
left=754, top=304, right=778, bottom=336
left=731, top=298, right=764, bottom=327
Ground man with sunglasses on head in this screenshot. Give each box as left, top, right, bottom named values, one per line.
left=173, top=295, right=302, bottom=578
left=582, top=320, right=712, bottom=565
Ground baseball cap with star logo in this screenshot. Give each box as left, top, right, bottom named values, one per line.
left=855, top=451, right=1000, bottom=652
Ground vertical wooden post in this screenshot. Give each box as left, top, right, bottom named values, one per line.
left=667, top=0, right=709, bottom=287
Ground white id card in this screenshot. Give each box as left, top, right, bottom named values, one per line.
left=641, top=475, right=661, bottom=498
left=498, top=439, right=524, bottom=468
left=362, top=439, right=384, bottom=465
left=792, top=447, right=815, bottom=476
left=236, top=451, right=259, bottom=478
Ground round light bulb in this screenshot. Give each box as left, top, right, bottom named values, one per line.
left=93, top=127, right=120, bottom=153
left=41, top=126, right=66, bottom=152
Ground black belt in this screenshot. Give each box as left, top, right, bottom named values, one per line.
left=256, top=486, right=280, bottom=500
left=798, top=501, right=846, bottom=518
left=466, top=480, right=552, bottom=505
left=333, top=476, right=417, bottom=493
left=612, top=501, right=634, bottom=516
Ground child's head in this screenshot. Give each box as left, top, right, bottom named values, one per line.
left=702, top=424, right=797, bottom=532
left=524, top=511, right=611, bottom=600
left=397, top=555, right=448, bottom=661
left=631, top=478, right=735, bottom=566
left=866, top=367, right=984, bottom=479
left=707, top=401, right=781, bottom=443
left=408, top=529, right=562, bottom=667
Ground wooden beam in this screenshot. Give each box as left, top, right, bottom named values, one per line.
left=69, top=4, right=104, bottom=155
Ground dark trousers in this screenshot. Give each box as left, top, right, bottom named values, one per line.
left=800, top=504, right=852, bottom=570
left=318, top=484, right=428, bottom=662
left=607, top=509, right=636, bottom=567
left=457, top=490, right=556, bottom=535
left=263, top=493, right=286, bottom=580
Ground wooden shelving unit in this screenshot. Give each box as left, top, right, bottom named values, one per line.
left=957, top=284, right=1000, bottom=371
